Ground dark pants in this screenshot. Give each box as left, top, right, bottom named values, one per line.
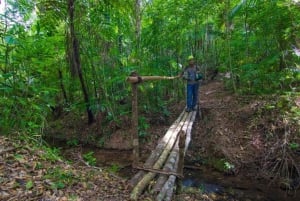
left=186, top=83, right=199, bottom=110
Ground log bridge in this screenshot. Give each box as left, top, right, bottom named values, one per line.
left=126, top=73, right=198, bottom=200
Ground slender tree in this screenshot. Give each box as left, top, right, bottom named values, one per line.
left=67, top=0, right=94, bottom=124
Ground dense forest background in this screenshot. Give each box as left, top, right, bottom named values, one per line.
left=0, top=0, right=299, bottom=139
left=1, top=0, right=300, bottom=200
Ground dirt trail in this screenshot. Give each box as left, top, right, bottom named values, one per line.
left=188, top=80, right=259, bottom=171
left=182, top=79, right=300, bottom=201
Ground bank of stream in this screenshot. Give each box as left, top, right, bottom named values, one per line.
left=47, top=140, right=299, bottom=201
left=44, top=80, right=300, bottom=201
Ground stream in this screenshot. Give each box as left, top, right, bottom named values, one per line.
left=181, top=169, right=297, bottom=201
left=47, top=139, right=299, bottom=201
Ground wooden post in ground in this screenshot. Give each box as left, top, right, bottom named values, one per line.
left=132, top=82, right=139, bottom=166
left=127, top=72, right=180, bottom=166
left=176, top=130, right=186, bottom=194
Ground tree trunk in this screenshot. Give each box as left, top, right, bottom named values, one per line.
left=225, top=0, right=237, bottom=92
left=58, top=69, right=68, bottom=103
left=135, top=0, right=141, bottom=68
left=67, top=0, right=94, bottom=124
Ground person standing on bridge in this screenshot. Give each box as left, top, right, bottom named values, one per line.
left=181, top=55, right=203, bottom=112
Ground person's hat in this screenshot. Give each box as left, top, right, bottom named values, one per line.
left=187, top=55, right=194, bottom=60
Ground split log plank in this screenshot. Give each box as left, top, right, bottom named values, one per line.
left=155, top=109, right=197, bottom=201
left=151, top=112, right=193, bottom=194
left=184, top=109, right=197, bottom=153
left=152, top=135, right=180, bottom=194
left=130, top=126, right=183, bottom=199
left=157, top=175, right=177, bottom=201
left=129, top=107, right=198, bottom=201
left=129, top=111, right=186, bottom=187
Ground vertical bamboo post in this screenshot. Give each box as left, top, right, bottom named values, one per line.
left=132, top=82, right=139, bottom=166
left=176, top=130, right=186, bottom=194
left=127, top=72, right=178, bottom=166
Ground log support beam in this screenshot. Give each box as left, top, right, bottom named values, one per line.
left=127, top=72, right=180, bottom=167
left=131, top=76, right=140, bottom=166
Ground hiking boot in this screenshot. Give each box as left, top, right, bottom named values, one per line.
left=185, top=108, right=191, bottom=112
left=192, top=106, right=197, bottom=111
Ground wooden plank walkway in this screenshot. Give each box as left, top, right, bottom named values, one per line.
left=129, top=108, right=198, bottom=200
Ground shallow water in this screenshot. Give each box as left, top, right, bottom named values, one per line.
left=182, top=169, right=300, bottom=201
left=89, top=146, right=300, bottom=201
left=182, top=178, right=224, bottom=194
left=49, top=139, right=300, bottom=201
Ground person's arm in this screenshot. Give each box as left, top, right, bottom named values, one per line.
left=178, top=70, right=184, bottom=78
left=195, top=65, right=203, bottom=80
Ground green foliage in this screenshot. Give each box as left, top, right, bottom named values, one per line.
left=14, top=154, right=24, bottom=162
left=66, top=138, right=79, bottom=147
left=40, top=146, right=62, bottom=162
left=258, top=93, right=300, bottom=143
left=108, top=163, right=121, bottom=173
left=138, top=116, right=150, bottom=138
left=44, top=167, right=76, bottom=190
left=289, top=142, right=299, bottom=150
left=0, top=0, right=299, bottom=145
left=51, top=181, right=65, bottom=190
left=224, top=161, right=235, bottom=171
left=83, top=151, right=97, bottom=166
left=97, top=136, right=107, bottom=148
left=207, top=157, right=235, bottom=173
left=25, top=180, right=34, bottom=190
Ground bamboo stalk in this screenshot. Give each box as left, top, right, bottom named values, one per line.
left=152, top=130, right=186, bottom=194
left=134, top=165, right=182, bottom=177
left=152, top=139, right=180, bottom=194
left=130, top=112, right=189, bottom=200
left=130, top=137, right=179, bottom=200
left=158, top=175, right=177, bottom=201
left=129, top=108, right=197, bottom=200
left=155, top=110, right=196, bottom=200
left=132, top=83, right=139, bottom=166
left=129, top=111, right=186, bottom=187
left=177, top=130, right=186, bottom=176
left=184, top=108, right=197, bottom=153
left=126, top=75, right=180, bottom=84
left=175, top=130, right=186, bottom=195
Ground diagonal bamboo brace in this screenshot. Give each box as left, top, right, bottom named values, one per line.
left=126, top=75, right=180, bottom=84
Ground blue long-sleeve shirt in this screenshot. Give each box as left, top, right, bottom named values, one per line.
left=182, top=65, right=200, bottom=84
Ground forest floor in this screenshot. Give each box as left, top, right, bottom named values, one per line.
left=177, top=79, right=300, bottom=201
left=1, top=78, right=300, bottom=201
